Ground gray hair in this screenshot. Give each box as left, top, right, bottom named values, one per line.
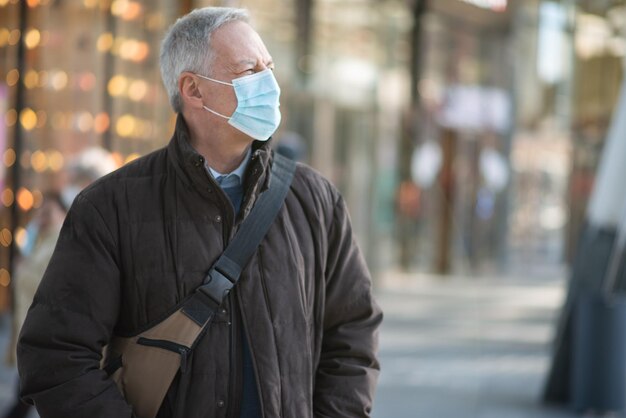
left=160, top=7, right=250, bottom=113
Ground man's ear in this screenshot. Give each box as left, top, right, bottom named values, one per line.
left=179, top=72, right=204, bottom=109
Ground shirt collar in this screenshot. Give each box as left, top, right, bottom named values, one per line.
left=206, top=147, right=252, bottom=187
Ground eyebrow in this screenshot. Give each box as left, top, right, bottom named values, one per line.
left=234, top=59, right=274, bottom=68
left=236, top=59, right=256, bottom=67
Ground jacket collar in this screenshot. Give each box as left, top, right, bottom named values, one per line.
left=167, top=114, right=274, bottom=214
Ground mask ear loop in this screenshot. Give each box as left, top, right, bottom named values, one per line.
left=195, top=73, right=235, bottom=119
left=196, top=73, right=234, bottom=87
left=203, top=105, right=230, bottom=119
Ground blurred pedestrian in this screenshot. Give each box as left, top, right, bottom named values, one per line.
left=17, top=7, right=382, bottom=418
left=2, top=146, right=116, bottom=418
left=2, top=192, right=67, bottom=418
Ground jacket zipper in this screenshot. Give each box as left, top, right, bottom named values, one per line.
left=136, top=337, right=190, bottom=373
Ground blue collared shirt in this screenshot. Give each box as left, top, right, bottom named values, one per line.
left=206, top=147, right=252, bottom=188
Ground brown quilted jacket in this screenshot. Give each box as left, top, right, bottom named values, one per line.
left=17, top=115, right=382, bottom=418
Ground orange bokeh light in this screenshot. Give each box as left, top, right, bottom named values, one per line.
left=0, top=269, right=10, bottom=287
left=0, top=228, right=12, bottom=247
left=122, top=2, right=142, bottom=20
left=17, top=188, right=34, bottom=211
left=94, top=112, right=110, bottom=133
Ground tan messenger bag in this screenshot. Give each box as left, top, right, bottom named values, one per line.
left=101, top=154, right=296, bottom=418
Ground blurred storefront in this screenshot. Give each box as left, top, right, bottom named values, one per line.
left=398, top=0, right=516, bottom=275
left=399, top=0, right=625, bottom=276
left=0, top=0, right=187, bottom=310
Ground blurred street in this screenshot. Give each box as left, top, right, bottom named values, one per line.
left=0, top=270, right=579, bottom=418
left=373, top=271, right=578, bottom=418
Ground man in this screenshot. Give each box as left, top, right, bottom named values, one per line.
left=17, top=7, right=382, bottom=418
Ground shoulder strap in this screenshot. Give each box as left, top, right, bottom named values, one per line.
left=181, top=153, right=296, bottom=327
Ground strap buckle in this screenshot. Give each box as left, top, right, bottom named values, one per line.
left=196, top=267, right=235, bottom=308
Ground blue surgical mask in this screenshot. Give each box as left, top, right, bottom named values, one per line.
left=196, top=69, right=281, bottom=141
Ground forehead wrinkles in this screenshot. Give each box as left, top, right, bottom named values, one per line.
left=211, top=21, right=271, bottom=70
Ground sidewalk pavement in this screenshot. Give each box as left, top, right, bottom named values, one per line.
left=0, top=271, right=578, bottom=418
left=372, top=271, right=579, bottom=418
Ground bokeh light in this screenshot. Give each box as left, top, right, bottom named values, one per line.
left=119, top=39, right=138, bottom=60
left=23, top=70, right=39, bottom=89
left=4, top=149, right=16, bottom=167
left=122, top=2, right=142, bottom=21
left=24, top=28, right=41, bottom=49
left=20, top=108, right=38, bottom=131
left=17, top=188, right=35, bottom=211
left=51, top=71, right=68, bottom=91
left=133, top=42, right=149, bottom=62
left=94, top=112, right=110, bottom=133
left=111, top=0, right=129, bottom=16
left=0, top=29, right=9, bottom=47
left=0, top=228, right=12, bottom=247
left=14, top=228, right=27, bottom=250
left=1, top=189, right=14, bottom=207
left=31, top=150, right=47, bottom=173
left=47, top=150, right=64, bottom=172
left=97, top=32, right=113, bottom=52
left=77, top=111, right=94, bottom=132
left=116, top=114, right=135, bottom=137
left=6, top=69, right=19, bottom=86
left=128, top=79, right=148, bottom=101
left=5, top=109, right=17, bottom=127
left=108, top=75, right=128, bottom=96
left=0, top=269, right=10, bottom=288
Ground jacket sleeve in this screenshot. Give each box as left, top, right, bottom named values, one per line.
left=313, top=194, right=383, bottom=418
left=16, top=194, right=134, bottom=418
